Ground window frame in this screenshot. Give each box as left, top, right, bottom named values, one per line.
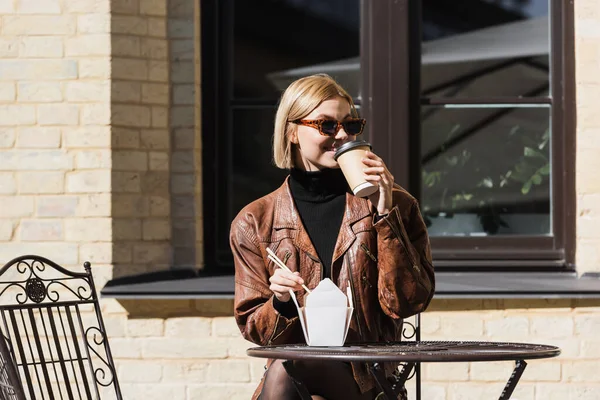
left=361, top=0, right=576, bottom=270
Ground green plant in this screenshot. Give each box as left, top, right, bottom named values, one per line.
left=500, top=127, right=550, bottom=195
left=421, top=124, right=550, bottom=234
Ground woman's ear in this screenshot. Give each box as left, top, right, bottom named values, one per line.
left=289, top=126, right=299, bottom=144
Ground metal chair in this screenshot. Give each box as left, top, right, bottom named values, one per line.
left=0, top=255, right=122, bottom=400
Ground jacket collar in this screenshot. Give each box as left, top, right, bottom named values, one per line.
left=333, top=192, right=372, bottom=261
left=273, top=176, right=372, bottom=261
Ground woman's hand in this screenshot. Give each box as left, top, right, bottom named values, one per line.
left=269, top=269, right=304, bottom=302
left=363, top=151, right=394, bottom=215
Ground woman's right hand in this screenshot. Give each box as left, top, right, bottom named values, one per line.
left=269, top=269, right=305, bottom=302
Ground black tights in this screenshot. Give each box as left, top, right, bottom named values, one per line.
left=259, top=360, right=377, bottom=400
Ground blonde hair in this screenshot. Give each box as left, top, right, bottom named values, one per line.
left=273, top=74, right=358, bottom=169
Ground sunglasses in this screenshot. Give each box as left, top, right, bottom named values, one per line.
left=293, top=118, right=366, bottom=136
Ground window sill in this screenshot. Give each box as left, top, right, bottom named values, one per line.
left=100, top=268, right=235, bottom=299
left=100, top=270, right=600, bottom=300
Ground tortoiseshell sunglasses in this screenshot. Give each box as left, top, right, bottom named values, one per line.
left=292, top=118, right=366, bottom=136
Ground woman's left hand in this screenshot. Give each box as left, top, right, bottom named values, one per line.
left=363, top=151, right=394, bottom=215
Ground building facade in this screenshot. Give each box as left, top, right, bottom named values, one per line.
left=0, top=0, right=599, bottom=399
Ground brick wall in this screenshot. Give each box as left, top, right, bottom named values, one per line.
left=110, top=0, right=172, bottom=279
left=419, top=300, right=600, bottom=399
left=0, top=0, right=112, bottom=286
left=168, top=0, right=203, bottom=269
left=575, top=0, right=600, bottom=274
left=111, top=305, right=261, bottom=399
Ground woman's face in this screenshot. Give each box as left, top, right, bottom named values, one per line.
left=292, top=96, right=356, bottom=171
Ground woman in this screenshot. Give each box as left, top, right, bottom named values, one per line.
left=231, top=74, right=435, bottom=400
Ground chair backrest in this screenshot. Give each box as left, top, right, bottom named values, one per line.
left=396, top=314, right=421, bottom=400
left=0, top=255, right=122, bottom=400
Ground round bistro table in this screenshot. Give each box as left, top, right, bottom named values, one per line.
left=247, top=341, right=561, bottom=400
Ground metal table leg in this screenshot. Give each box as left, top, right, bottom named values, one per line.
left=283, top=360, right=412, bottom=400
left=498, top=360, right=527, bottom=400
left=415, top=363, right=421, bottom=400
left=282, top=360, right=312, bottom=400
left=369, top=362, right=413, bottom=400
left=369, top=363, right=397, bottom=400
left=395, top=362, right=415, bottom=389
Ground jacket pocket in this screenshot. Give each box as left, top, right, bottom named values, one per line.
left=267, top=313, right=281, bottom=345
left=282, top=250, right=291, bottom=264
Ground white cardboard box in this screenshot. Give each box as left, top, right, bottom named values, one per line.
left=289, top=278, right=354, bottom=347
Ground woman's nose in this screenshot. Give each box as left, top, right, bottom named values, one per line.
left=334, top=126, right=351, bottom=140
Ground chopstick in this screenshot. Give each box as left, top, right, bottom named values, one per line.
left=266, top=248, right=312, bottom=294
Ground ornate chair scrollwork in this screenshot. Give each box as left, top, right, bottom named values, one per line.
left=378, top=314, right=421, bottom=400
left=0, top=255, right=123, bottom=399
left=397, top=313, right=421, bottom=400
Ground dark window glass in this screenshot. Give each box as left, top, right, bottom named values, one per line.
left=420, top=0, right=553, bottom=240
left=423, top=60, right=549, bottom=99
left=233, top=0, right=361, bottom=100
left=203, top=0, right=361, bottom=268
left=421, top=0, right=549, bottom=98
left=421, top=106, right=551, bottom=236
left=231, top=108, right=288, bottom=216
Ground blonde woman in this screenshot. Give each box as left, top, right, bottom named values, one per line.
left=231, top=74, right=435, bottom=400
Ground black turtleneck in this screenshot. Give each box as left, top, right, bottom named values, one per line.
left=288, top=167, right=349, bottom=279
left=274, top=168, right=383, bottom=317
left=273, top=168, right=349, bottom=318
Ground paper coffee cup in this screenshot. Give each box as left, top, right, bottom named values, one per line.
left=334, top=140, right=378, bottom=198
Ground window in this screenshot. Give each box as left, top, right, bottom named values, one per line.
left=425, top=0, right=575, bottom=268
left=202, top=0, right=575, bottom=270
left=202, top=0, right=361, bottom=268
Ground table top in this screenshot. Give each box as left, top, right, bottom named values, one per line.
left=247, top=341, right=561, bottom=363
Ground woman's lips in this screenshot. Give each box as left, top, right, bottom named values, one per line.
left=325, top=142, right=347, bottom=153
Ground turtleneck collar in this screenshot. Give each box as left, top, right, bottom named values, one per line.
left=289, top=168, right=349, bottom=203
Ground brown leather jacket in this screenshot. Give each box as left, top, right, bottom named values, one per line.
left=231, top=177, right=435, bottom=396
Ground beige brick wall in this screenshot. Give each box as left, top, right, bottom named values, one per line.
left=168, top=0, right=204, bottom=269
left=0, top=0, right=112, bottom=287
left=110, top=305, right=260, bottom=399
left=575, top=0, right=600, bottom=275
left=111, top=0, right=172, bottom=278
left=418, top=300, right=600, bottom=399
left=108, top=0, right=203, bottom=277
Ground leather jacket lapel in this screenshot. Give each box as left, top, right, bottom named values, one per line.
left=273, top=177, right=320, bottom=260
left=274, top=177, right=371, bottom=267
left=332, top=193, right=372, bottom=263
